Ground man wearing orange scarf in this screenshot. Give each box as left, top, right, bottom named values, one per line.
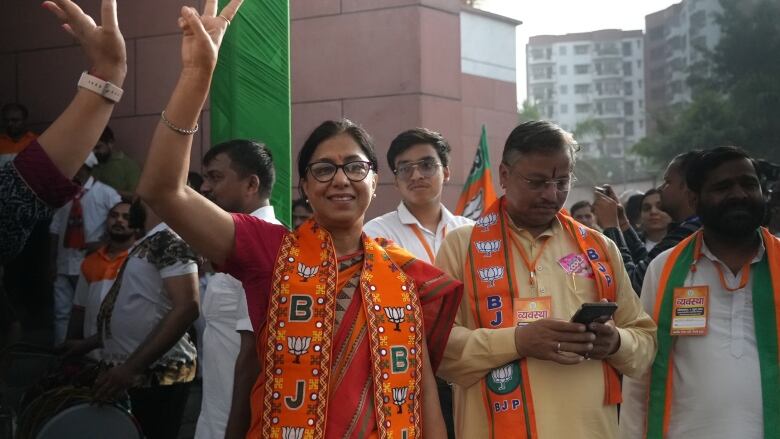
left=620, top=147, right=780, bottom=439
left=436, top=121, right=657, bottom=438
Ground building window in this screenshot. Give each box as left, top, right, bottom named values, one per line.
left=639, top=120, right=645, bottom=129
left=576, top=103, right=591, bottom=114
left=559, top=65, right=567, bottom=75
left=574, top=44, right=589, bottom=55
left=638, top=79, right=643, bottom=88
left=639, top=99, right=644, bottom=108
left=575, top=64, right=590, bottom=74
left=636, top=40, right=642, bottom=49
left=624, top=101, right=634, bottom=116
left=560, top=85, right=568, bottom=94
left=530, top=48, right=545, bottom=60
left=560, top=104, right=568, bottom=114
left=623, top=61, right=633, bottom=76
left=624, top=121, right=635, bottom=136
left=574, top=84, right=590, bottom=94
left=637, top=60, right=642, bottom=69
left=622, top=41, right=633, bottom=56
left=604, top=101, right=619, bottom=114
left=624, top=81, right=634, bottom=96
left=559, top=45, right=567, bottom=55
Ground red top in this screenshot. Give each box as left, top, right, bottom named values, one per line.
left=220, top=213, right=288, bottom=331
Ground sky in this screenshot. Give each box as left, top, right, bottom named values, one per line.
left=478, top=0, right=681, bottom=102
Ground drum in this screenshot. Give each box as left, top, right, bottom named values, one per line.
left=15, top=385, right=143, bottom=439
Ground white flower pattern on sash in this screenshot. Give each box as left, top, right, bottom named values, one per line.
left=478, top=266, right=505, bottom=287
left=476, top=212, right=498, bottom=231
left=475, top=240, right=501, bottom=257
left=282, top=426, right=304, bottom=439
left=384, top=306, right=406, bottom=331
left=287, top=336, right=312, bottom=364
left=491, top=364, right=514, bottom=391
left=297, top=263, right=318, bottom=281
left=392, top=387, right=409, bottom=414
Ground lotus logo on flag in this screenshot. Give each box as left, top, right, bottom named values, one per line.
left=462, top=189, right=484, bottom=220
left=476, top=213, right=498, bottom=231
left=478, top=266, right=504, bottom=287
left=282, top=427, right=304, bottom=439
left=384, top=306, right=406, bottom=331
left=392, top=387, right=409, bottom=414
left=475, top=240, right=501, bottom=257
left=490, top=364, right=514, bottom=391
left=297, top=263, right=318, bottom=281
left=287, top=336, right=312, bottom=363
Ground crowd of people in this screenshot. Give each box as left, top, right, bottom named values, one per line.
left=2, top=0, right=780, bottom=438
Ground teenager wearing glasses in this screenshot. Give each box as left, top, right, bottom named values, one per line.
left=364, top=128, right=473, bottom=266
left=363, top=128, right=473, bottom=438
left=135, top=4, right=461, bottom=437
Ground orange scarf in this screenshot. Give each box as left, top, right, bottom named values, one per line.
left=259, top=220, right=423, bottom=439
left=466, top=197, right=621, bottom=439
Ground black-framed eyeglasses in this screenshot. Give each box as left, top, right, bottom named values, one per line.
left=394, top=158, right=442, bottom=181
left=516, top=172, right=576, bottom=192
left=307, top=160, right=373, bottom=183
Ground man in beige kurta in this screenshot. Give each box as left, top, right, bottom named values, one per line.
left=436, top=120, right=657, bottom=439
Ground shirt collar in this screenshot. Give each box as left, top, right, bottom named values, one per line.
left=250, top=205, right=277, bottom=222
left=397, top=201, right=452, bottom=233
left=143, top=222, right=169, bottom=239
left=699, top=232, right=766, bottom=266
left=505, top=213, right=560, bottom=240
left=82, top=176, right=95, bottom=190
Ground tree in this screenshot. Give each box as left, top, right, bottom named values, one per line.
left=518, top=100, right=541, bottom=121
left=636, top=0, right=780, bottom=165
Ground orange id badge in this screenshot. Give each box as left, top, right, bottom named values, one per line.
left=671, top=286, right=709, bottom=335
left=513, top=296, right=552, bottom=326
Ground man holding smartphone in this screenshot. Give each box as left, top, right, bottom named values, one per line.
left=436, top=120, right=657, bottom=438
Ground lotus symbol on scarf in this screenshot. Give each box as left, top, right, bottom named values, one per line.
left=491, top=364, right=513, bottom=391
left=297, top=263, right=319, bottom=281
left=475, top=240, right=501, bottom=257
left=476, top=212, right=498, bottom=231
left=287, top=336, right=312, bottom=363
left=478, top=266, right=504, bottom=287
left=392, top=387, right=409, bottom=414
left=282, top=427, right=304, bottom=439
left=384, top=307, right=406, bottom=331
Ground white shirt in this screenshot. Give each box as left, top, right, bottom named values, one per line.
left=620, top=237, right=766, bottom=439
left=49, top=177, right=121, bottom=275
left=363, top=202, right=473, bottom=264
left=101, top=223, right=199, bottom=366
left=194, top=206, right=281, bottom=439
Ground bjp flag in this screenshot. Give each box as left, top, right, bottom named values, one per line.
left=455, top=125, right=498, bottom=220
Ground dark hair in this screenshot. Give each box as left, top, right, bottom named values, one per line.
left=686, top=146, right=756, bottom=194
left=100, top=126, right=115, bottom=144
left=1, top=102, right=29, bottom=119
left=502, top=120, right=579, bottom=164
left=128, top=198, right=147, bottom=233
left=386, top=128, right=450, bottom=172
left=187, top=171, right=204, bottom=192
left=204, top=139, right=276, bottom=199
left=292, top=197, right=313, bottom=213
left=640, top=188, right=661, bottom=207
left=297, top=119, right=378, bottom=182
left=109, top=200, right=131, bottom=214
left=625, top=193, right=644, bottom=226
left=570, top=200, right=592, bottom=214
left=669, top=150, right=701, bottom=180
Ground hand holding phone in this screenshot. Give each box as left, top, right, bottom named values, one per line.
left=571, top=302, right=618, bottom=326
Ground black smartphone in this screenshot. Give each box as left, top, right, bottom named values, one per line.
left=571, top=302, right=618, bottom=326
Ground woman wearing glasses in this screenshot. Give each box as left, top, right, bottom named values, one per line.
left=136, top=2, right=459, bottom=439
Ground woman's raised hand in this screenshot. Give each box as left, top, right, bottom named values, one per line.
left=42, top=0, right=127, bottom=85
left=177, top=0, right=244, bottom=75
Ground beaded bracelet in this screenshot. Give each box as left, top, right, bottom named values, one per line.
left=160, top=110, right=199, bottom=135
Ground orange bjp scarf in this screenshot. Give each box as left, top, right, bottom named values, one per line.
left=258, top=220, right=424, bottom=439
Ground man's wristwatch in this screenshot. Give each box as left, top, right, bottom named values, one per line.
left=77, top=71, right=123, bottom=103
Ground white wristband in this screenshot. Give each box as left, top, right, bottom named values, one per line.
left=77, top=71, right=123, bottom=103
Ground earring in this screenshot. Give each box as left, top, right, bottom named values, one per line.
left=372, top=193, right=377, bottom=199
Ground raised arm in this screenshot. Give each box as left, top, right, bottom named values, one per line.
left=38, top=0, right=127, bottom=178
left=136, top=0, right=243, bottom=265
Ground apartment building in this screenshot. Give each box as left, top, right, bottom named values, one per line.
left=526, top=29, right=645, bottom=160
left=645, top=0, right=723, bottom=133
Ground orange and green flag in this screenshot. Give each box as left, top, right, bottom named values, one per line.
left=456, top=125, right=498, bottom=220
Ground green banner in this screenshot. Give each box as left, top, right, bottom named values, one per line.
left=211, top=0, right=292, bottom=226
